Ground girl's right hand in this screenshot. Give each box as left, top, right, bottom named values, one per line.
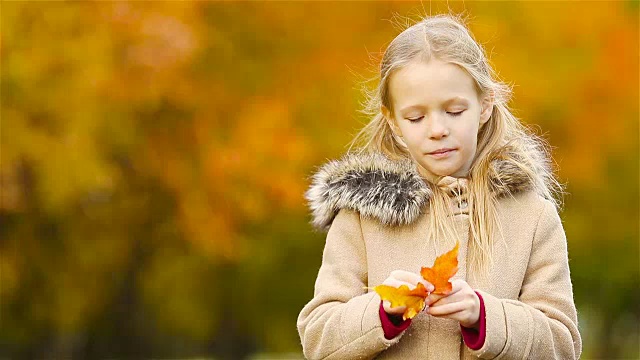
left=381, top=270, right=434, bottom=315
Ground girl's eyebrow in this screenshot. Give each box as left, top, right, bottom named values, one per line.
left=399, top=96, right=469, bottom=113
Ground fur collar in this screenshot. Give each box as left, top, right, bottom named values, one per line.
left=306, top=149, right=543, bottom=231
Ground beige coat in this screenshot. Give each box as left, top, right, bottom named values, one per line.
left=297, top=151, right=582, bottom=360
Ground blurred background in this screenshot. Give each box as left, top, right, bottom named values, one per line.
left=1, top=1, right=638, bottom=359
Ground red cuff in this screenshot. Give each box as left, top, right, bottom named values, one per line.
left=460, top=291, right=486, bottom=350
left=379, top=301, right=412, bottom=339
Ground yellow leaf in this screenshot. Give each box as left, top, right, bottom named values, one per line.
left=373, top=282, right=429, bottom=320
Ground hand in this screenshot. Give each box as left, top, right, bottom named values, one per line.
left=381, top=270, right=434, bottom=316
left=425, top=279, right=480, bottom=329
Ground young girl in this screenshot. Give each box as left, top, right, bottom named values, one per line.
left=297, top=13, right=582, bottom=360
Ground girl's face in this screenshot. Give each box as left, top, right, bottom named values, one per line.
left=381, top=58, right=493, bottom=182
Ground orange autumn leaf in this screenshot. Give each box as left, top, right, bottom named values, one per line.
left=372, top=242, right=460, bottom=319
left=420, top=241, right=459, bottom=294
left=373, top=282, right=429, bottom=320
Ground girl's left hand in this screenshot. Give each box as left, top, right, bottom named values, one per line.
left=425, top=279, right=480, bottom=329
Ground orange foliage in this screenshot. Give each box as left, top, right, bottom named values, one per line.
left=420, top=241, right=460, bottom=295
left=374, top=241, right=460, bottom=320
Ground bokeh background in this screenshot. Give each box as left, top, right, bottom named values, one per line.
left=1, top=1, right=638, bottom=359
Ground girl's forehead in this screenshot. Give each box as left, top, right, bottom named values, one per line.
left=389, top=59, right=477, bottom=108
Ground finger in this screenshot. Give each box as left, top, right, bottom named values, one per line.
left=427, top=301, right=467, bottom=316
left=427, top=294, right=448, bottom=307
left=390, top=271, right=435, bottom=292
left=428, top=284, right=476, bottom=306
left=428, top=289, right=467, bottom=306
left=425, top=293, right=446, bottom=306
left=450, top=279, right=466, bottom=293
left=390, top=270, right=423, bottom=285
left=426, top=279, right=465, bottom=304
left=417, top=279, right=435, bottom=293
left=382, top=278, right=416, bottom=289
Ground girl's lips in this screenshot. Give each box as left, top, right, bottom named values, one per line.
left=427, top=149, right=456, bottom=158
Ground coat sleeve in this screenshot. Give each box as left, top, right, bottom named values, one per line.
left=297, top=209, right=403, bottom=360
left=469, top=198, right=582, bottom=359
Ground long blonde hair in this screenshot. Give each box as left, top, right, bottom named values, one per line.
left=348, top=13, right=564, bottom=276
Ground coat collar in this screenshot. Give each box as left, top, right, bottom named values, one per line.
left=305, top=150, right=539, bottom=231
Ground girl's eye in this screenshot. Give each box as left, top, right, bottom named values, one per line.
left=407, top=110, right=464, bottom=122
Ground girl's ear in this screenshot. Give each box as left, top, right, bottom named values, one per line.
left=381, top=105, right=402, bottom=136
left=479, top=92, right=494, bottom=126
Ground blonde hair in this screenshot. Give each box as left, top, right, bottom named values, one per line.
left=349, top=13, right=564, bottom=277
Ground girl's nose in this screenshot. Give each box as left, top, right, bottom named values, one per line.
left=428, top=116, right=449, bottom=139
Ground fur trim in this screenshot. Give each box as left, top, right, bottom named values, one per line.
left=305, top=152, right=431, bottom=231
left=306, top=148, right=543, bottom=231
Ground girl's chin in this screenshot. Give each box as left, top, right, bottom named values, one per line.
left=419, top=166, right=470, bottom=181
left=416, top=164, right=457, bottom=180
left=419, top=162, right=456, bottom=174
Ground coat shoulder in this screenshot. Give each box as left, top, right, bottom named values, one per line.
left=305, top=152, right=432, bottom=232
left=498, top=189, right=557, bottom=214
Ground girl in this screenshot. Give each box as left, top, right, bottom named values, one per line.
left=297, top=13, right=581, bottom=360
